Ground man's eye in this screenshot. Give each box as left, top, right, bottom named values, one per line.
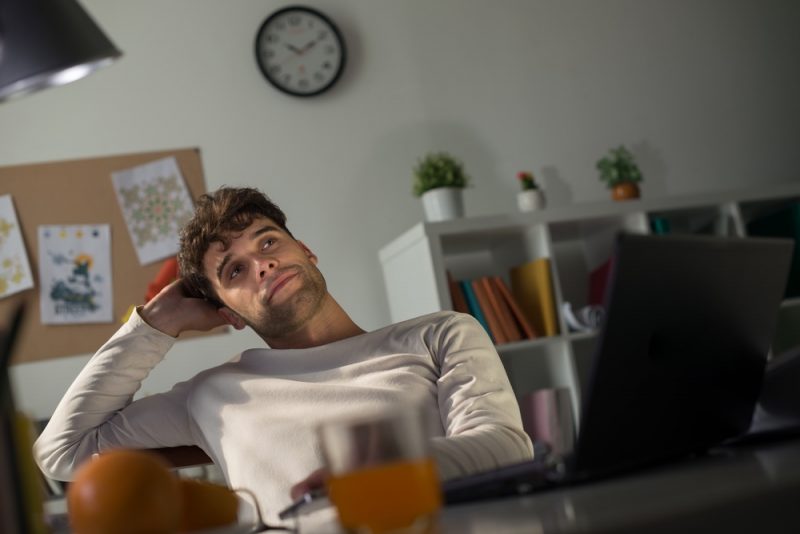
left=230, top=265, right=243, bottom=279
left=262, top=238, right=276, bottom=250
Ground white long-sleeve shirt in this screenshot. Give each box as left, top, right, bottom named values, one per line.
left=34, top=309, right=533, bottom=521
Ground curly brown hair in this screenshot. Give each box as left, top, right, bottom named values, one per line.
left=178, top=187, right=292, bottom=306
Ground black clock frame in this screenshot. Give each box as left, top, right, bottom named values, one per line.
left=254, top=5, right=347, bottom=97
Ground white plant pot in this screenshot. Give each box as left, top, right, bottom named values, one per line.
left=517, top=189, right=546, bottom=212
left=421, top=187, right=464, bottom=222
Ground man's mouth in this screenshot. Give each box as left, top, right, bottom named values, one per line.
left=267, top=271, right=299, bottom=303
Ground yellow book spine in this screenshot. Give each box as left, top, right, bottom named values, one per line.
left=510, top=258, right=560, bottom=337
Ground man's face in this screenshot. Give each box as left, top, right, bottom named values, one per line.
left=202, top=217, right=326, bottom=340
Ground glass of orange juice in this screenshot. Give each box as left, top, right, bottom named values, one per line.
left=318, top=403, right=442, bottom=533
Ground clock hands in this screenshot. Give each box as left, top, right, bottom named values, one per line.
left=285, top=43, right=303, bottom=55
left=299, top=40, right=318, bottom=53
left=284, top=40, right=318, bottom=56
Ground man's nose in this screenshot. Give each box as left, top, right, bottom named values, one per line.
left=256, top=256, right=278, bottom=279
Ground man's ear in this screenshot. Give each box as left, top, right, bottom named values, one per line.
left=218, top=307, right=246, bottom=330
left=297, top=240, right=318, bottom=265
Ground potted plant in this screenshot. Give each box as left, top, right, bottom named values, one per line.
left=596, top=145, right=643, bottom=201
left=413, top=151, right=470, bottom=222
left=516, top=171, right=545, bottom=212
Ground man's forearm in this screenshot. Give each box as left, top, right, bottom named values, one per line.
left=431, top=426, right=534, bottom=480
left=33, top=309, right=176, bottom=480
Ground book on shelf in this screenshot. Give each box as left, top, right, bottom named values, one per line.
left=480, top=277, right=523, bottom=343
left=471, top=278, right=509, bottom=345
left=491, top=276, right=537, bottom=339
left=460, top=280, right=493, bottom=341
left=446, top=271, right=470, bottom=314
left=588, top=257, right=614, bottom=307
left=510, top=257, right=560, bottom=337
left=450, top=274, right=533, bottom=345
left=650, top=216, right=671, bottom=235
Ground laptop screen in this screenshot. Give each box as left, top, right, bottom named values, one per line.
left=574, top=233, right=793, bottom=477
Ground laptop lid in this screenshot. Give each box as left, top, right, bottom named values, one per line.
left=573, top=233, right=793, bottom=477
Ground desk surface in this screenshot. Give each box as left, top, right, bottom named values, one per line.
left=43, top=436, right=800, bottom=533
left=297, top=435, right=800, bottom=534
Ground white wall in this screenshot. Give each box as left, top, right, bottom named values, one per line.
left=6, top=0, right=800, bottom=418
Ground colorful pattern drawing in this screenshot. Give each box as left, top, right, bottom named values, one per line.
left=38, top=225, right=113, bottom=324
left=0, top=195, right=35, bottom=299
left=111, top=156, right=194, bottom=265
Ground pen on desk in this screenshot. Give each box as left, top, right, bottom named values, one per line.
left=278, top=488, right=327, bottom=520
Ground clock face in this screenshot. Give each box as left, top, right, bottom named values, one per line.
left=254, top=6, right=346, bottom=97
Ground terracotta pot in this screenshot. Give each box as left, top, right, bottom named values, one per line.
left=611, top=182, right=640, bottom=201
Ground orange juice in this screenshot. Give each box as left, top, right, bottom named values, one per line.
left=327, top=457, right=441, bottom=533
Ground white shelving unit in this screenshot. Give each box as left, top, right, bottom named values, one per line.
left=379, top=183, right=800, bottom=420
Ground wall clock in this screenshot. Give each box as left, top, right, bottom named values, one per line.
left=254, top=5, right=346, bottom=97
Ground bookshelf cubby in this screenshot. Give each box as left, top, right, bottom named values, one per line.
left=379, top=183, right=800, bottom=422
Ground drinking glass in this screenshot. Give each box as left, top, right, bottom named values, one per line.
left=318, top=404, right=442, bottom=533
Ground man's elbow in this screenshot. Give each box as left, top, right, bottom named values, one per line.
left=33, top=436, right=82, bottom=482
left=498, top=425, right=534, bottom=463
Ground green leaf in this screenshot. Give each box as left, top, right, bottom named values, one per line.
left=412, top=151, right=470, bottom=197
left=596, top=144, right=643, bottom=188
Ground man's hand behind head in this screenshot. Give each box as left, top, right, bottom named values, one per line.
left=140, top=279, right=236, bottom=337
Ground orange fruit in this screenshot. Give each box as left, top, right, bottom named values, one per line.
left=178, top=478, right=239, bottom=531
left=67, top=449, right=182, bottom=534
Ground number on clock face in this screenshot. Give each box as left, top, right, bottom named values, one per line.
left=255, top=6, right=346, bottom=97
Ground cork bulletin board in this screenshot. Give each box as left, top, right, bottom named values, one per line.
left=0, top=147, right=226, bottom=364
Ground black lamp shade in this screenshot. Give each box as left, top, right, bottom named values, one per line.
left=0, top=0, right=122, bottom=102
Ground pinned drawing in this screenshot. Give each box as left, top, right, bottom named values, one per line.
left=0, top=194, right=34, bottom=299
left=38, top=225, right=113, bottom=324
left=111, top=156, right=194, bottom=265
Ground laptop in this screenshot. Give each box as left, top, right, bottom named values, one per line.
left=443, top=232, right=794, bottom=504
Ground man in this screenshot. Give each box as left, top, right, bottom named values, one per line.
left=34, top=187, right=533, bottom=521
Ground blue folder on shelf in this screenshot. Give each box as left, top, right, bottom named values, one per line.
left=460, top=280, right=492, bottom=341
